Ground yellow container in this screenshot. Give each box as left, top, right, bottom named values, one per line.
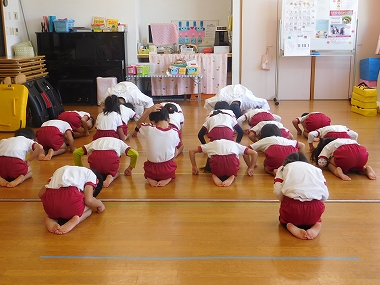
left=351, top=105, right=377, bottom=117
left=351, top=98, right=377, bottom=109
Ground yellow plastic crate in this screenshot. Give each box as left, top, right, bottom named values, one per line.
left=351, top=98, right=377, bottom=109
left=353, top=85, right=377, bottom=98
left=351, top=105, right=377, bottom=117
left=351, top=91, right=377, bottom=103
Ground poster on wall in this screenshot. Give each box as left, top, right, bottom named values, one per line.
left=171, top=20, right=219, bottom=46
left=281, top=0, right=359, bottom=54
left=282, top=0, right=317, bottom=56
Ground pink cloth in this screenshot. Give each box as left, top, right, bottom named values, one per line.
left=149, top=53, right=227, bottom=96
left=150, top=23, right=179, bottom=46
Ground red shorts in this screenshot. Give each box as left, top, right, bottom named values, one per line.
left=40, top=186, right=85, bottom=220
left=208, top=127, right=234, bottom=142
left=264, top=145, right=298, bottom=172
left=36, top=126, right=65, bottom=151
left=93, top=130, right=119, bottom=141
left=144, top=160, right=177, bottom=180
left=121, top=123, right=129, bottom=136
left=88, top=150, right=120, bottom=176
left=334, top=144, right=368, bottom=173
left=250, top=113, right=274, bottom=127
left=209, top=154, right=240, bottom=177
left=279, top=196, right=325, bottom=226
left=304, top=113, right=331, bottom=132
left=323, top=131, right=350, bottom=139
left=280, top=129, right=292, bottom=139
left=58, top=112, right=82, bottom=130
left=0, top=156, right=28, bottom=180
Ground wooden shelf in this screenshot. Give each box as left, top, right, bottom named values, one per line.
left=0, top=55, right=48, bottom=82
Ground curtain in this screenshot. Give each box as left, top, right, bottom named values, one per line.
left=149, top=53, right=227, bottom=96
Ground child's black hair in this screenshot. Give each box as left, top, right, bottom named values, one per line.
left=15, top=127, right=36, bottom=140
left=214, top=101, right=230, bottom=110
left=104, top=95, right=121, bottom=115
left=88, top=116, right=95, bottom=130
left=164, top=103, right=178, bottom=114
left=91, top=168, right=104, bottom=197
left=229, top=103, right=242, bottom=118
left=260, top=123, right=282, bottom=139
left=301, top=112, right=309, bottom=117
left=123, top=102, right=135, bottom=111
left=149, top=107, right=169, bottom=123
left=283, top=152, right=309, bottom=166
left=310, top=137, right=336, bottom=163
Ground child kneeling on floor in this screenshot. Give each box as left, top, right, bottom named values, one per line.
left=38, top=165, right=105, bottom=235
left=273, top=152, right=329, bottom=240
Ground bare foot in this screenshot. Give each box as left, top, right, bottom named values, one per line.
left=364, top=166, right=376, bottom=180
left=44, top=216, right=61, bottom=234
left=336, top=167, right=351, bottom=181
left=56, top=215, right=80, bottom=234
left=306, top=223, right=322, bottom=240
left=156, top=178, right=172, bottom=187
left=103, top=175, right=115, bottom=188
left=212, top=174, right=223, bottom=187
left=42, top=149, right=54, bottom=161
left=221, top=175, right=235, bottom=187
left=147, top=177, right=158, bottom=187
left=6, top=175, right=25, bottom=188
left=286, top=223, right=308, bottom=240
left=0, top=177, right=8, bottom=187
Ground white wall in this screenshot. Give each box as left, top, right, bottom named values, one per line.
left=136, top=0, right=230, bottom=46
left=240, top=0, right=380, bottom=101
left=17, top=0, right=230, bottom=65
left=3, top=0, right=29, bottom=56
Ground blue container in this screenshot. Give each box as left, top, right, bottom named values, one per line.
left=360, top=58, right=380, bottom=81
left=53, top=19, right=75, bottom=33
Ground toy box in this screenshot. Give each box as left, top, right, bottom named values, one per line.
left=351, top=97, right=377, bottom=109
left=351, top=91, right=377, bottom=103
left=186, top=65, right=199, bottom=75
left=127, top=65, right=137, bottom=75
left=353, top=84, right=377, bottom=98
left=136, top=64, right=150, bottom=76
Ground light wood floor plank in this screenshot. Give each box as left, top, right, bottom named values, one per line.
left=0, top=99, right=380, bottom=284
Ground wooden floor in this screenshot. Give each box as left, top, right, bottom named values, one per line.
left=1, top=99, right=380, bottom=284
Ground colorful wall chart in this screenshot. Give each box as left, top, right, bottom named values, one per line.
left=171, top=20, right=219, bottom=46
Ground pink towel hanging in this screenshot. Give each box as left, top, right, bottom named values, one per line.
left=150, top=23, right=179, bottom=46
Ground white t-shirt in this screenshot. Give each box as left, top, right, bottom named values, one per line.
left=274, top=161, right=329, bottom=202
left=0, top=136, right=36, bottom=160
left=250, top=136, right=298, bottom=152
left=45, top=165, right=97, bottom=191
left=95, top=112, right=123, bottom=131
left=139, top=123, right=181, bottom=162
left=120, top=104, right=136, bottom=123
left=203, top=110, right=238, bottom=132
left=83, top=137, right=129, bottom=157
left=200, top=139, right=248, bottom=158
left=307, top=125, right=358, bottom=143
left=41, top=119, right=72, bottom=133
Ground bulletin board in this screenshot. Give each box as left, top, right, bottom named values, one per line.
left=171, top=20, right=219, bottom=46
left=280, top=0, right=359, bottom=56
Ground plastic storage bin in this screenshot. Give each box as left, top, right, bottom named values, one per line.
left=360, top=58, right=380, bottom=81
left=136, top=64, right=150, bottom=76
left=53, top=19, right=75, bottom=33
